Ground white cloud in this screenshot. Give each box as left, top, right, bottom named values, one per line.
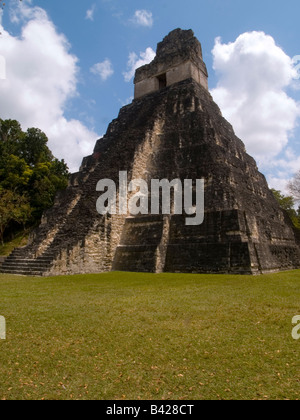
left=0, top=54, right=5, bottom=79
left=0, top=1, right=98, bottom=172
left=118, top=96, right=134, bottom=107
left=123, top=47, right=156, bottom=82
left=267, top=176, right=291, bottom=195
left=86, top=4, right=96, bottom=22
left=211, top=32, right=300, bottom=161
left=90, top=59, right=114, bottom=81
left=131, top=10, right=153, bottom=28
left=263, top=147, right=300, bottom=190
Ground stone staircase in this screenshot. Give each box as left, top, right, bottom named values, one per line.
left=0, top=248, right=55, bottom=276
left=0, top=256, right=6, bottom=269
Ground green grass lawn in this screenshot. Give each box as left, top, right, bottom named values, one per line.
left=0, top=270, right=299, bottom=400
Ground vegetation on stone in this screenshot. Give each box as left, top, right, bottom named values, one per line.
left=0, top=118, right=69, bottom=245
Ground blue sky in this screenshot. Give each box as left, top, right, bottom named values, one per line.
left=0, top=0, right=300, bottom=193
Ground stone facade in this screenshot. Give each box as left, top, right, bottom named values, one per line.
left=134, top=29, right=208, bottom=99
left=1, top=29, right=300, bottom=276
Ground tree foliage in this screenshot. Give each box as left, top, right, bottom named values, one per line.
left=0, top=189, right=31, bottom=245
left=288, top=171, right=300, bottom=202
left=0, top=118, right=69, bottom=244
left=271, top=189, right=300, bottom=229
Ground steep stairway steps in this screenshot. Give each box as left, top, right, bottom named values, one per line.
left=0, top=248, right=55, bottom=276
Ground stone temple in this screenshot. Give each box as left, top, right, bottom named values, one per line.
left=1, top=29, right=300, bottom=276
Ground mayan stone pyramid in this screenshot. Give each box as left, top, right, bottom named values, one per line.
left=1, top=29, right=300, bottom=276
